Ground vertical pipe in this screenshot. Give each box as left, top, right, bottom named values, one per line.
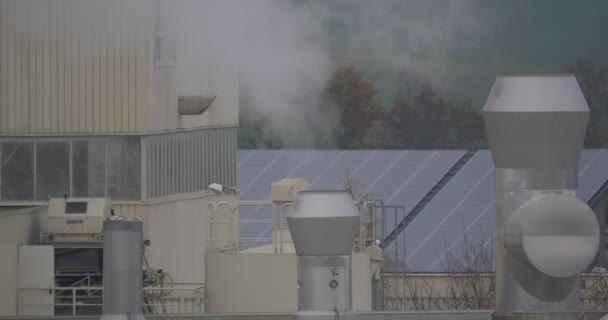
left=101, top=220, right=145, bottom=320
left=494, top=168, right=581, bottom=317
left=484, top=75, right=599, bottom=320
left=286, top=191, right=359, bottom=320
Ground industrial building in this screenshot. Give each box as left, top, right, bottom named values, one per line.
left=0, top=0, right=238, bottom=316
left=1, top=1, right=608, bottom=320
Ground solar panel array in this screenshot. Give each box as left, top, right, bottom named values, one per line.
left=237, top=150, right=466, bottom=241
left=237, top=149, right=608, bottom=272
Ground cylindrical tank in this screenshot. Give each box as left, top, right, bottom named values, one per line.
left=101, top=219, right=145, bottom=320
left=483, top=75, right=600, bottom=320
left=286, top=191, right=360, bottom=320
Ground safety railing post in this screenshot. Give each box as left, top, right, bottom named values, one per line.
left=72, top=288, right=76, bottom=316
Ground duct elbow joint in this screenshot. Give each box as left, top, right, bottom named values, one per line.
left=500, top=193, right=600, bottom=300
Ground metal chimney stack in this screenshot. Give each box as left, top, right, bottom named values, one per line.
left=101, top=219, right=145, bottom=320
left=286, top=191, right=360, bottom=320
left=483, top=75, right=600, bottom=320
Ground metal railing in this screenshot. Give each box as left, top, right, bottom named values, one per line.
left=208, top=199, right=378, bottom=254
left=19, top=285, right=205, bottom=316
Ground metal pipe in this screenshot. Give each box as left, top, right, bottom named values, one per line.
left=286, top=191, right=359, bottom=320
left=101, top=219, right=145, bottom=320
left=483, top=75, right=600, bottom=320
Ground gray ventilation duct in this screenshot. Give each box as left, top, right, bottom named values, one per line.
left=483, top=75, right=600, bottom=320
left=178, top=95, right=216, bottom=115
left=100, top=220, right=145, bottom=320
left=286, top=191, right=359, bottom=320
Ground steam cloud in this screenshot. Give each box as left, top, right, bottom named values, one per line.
left=177, top=0, right=336, bottom=148
left=177, top=0, right=495, bottom=148
left=325, top=0, right=496, bottom=98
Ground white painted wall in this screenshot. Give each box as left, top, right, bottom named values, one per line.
left=146, top=53, right=238, bottom=133
left=205, top=251, right=373, bottom=313
left=205, top=252, right=297, bottom=313
left=0, top=245, right=18, bottom=316
left=17, top=246, right=54, bottom=316
left=146, top=192, right=236, bottom=288
left=0, top=207, right=47, bottom=317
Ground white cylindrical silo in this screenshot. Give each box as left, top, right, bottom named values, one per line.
left=286, top=191, right=360, bottom=320
left=100, top=219, right=145, bottom=320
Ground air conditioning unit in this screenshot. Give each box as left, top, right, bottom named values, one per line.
left=46, top=198, right=111, bottom=235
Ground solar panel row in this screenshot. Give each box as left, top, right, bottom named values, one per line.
left=237, top=150, right=466, bottom=244
left=399, top=150, right=608, bottom=272
left=236, top=149, right=608, bottom=272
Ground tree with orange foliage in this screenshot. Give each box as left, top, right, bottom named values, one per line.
left=326, top=64, right=383, bottom=149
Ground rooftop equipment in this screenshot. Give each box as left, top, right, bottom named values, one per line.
left=483, top=75, right=600, bottom=320
left=46, top=198, right=110, bottom=236
left=270, top=178, right=312, bottom=247
left=286, top=191, right=359, bottom=319
left=178, top=95, right=216, bottom=115
left=100, top=219, right=145, bottom=320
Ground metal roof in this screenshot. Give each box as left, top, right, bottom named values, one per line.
left=237, top=149, right=608, bottom=272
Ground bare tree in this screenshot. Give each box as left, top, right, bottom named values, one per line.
left=439, top=224, right=495, bottom=310
left=580, top=273, right=608, bottom=311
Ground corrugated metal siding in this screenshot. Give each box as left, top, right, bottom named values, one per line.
left=0, top=0, right=150, bottom=134
left=146, top=127, right=237, bottom=199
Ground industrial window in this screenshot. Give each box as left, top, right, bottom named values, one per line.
left=154, top=0, right=176, bottom=67
left=36, top=142, right=70, bottom=200
left=72, top=140, right=106, bottom=198
left=0, top=138, right=141, bottom=202
left=106, top=138, right=141, bottom=200
left=0, top=142, right=34, bottom=200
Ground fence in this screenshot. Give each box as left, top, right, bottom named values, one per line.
left=19, top=285, right=205, bottom=316
left=377, top=273, right=608, bottom=312
left=208, top=200, right=378, bottom=253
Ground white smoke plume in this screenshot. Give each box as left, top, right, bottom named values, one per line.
left=177, top=0, right=336, bottom=148
left=176, top=0, right=496, bottom=148
left=324, top=0, right=497, bottom=98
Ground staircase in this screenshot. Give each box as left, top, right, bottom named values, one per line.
left=380, top=150, right=477, bottom=250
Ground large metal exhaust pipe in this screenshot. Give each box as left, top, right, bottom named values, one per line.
left=101, top=219, right=145, bottom=320
left=483, top=75, right=600, bottom=320
left=286, top=191, right=359, bottom=320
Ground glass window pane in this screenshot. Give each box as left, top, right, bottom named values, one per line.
left=73, top=140, right=106, bottom=198
left=1, top=141, right=34, bottom=200
left=107, top=138, right=141, bottom=200
left=36, top=142, right=70, bottom=200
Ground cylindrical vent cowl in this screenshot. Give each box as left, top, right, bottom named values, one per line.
left=483, top=74, right=600, bottom=320
left=101, top=220, right=145, bottom=320
left=297, top=256, right=352, bottom=311
left=286, top=191, right=359, bottom=319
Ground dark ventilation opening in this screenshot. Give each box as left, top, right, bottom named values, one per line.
left=65, top=201, right=88, bottom=214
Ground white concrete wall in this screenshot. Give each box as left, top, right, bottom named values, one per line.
left=205, top=251, right=373, bottom=313
left=147, top=192, right=237, bottom=288
left=0, top=207, right=47, bottom=317
left=147, top=66, right=178, bottom=133
left=146, top=53, right=238, bottom=133
left=0, top=245, right=18, bottom=316
left=173, top=1, right=239, bottom=131
left=205, top=252, right=297, bottom=313
left=177, top=61, right=239, bottom=130
left=353, top=251, right=372, bottom=311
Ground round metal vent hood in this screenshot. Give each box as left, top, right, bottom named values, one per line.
left=286, top=191, right=360, bottom=256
